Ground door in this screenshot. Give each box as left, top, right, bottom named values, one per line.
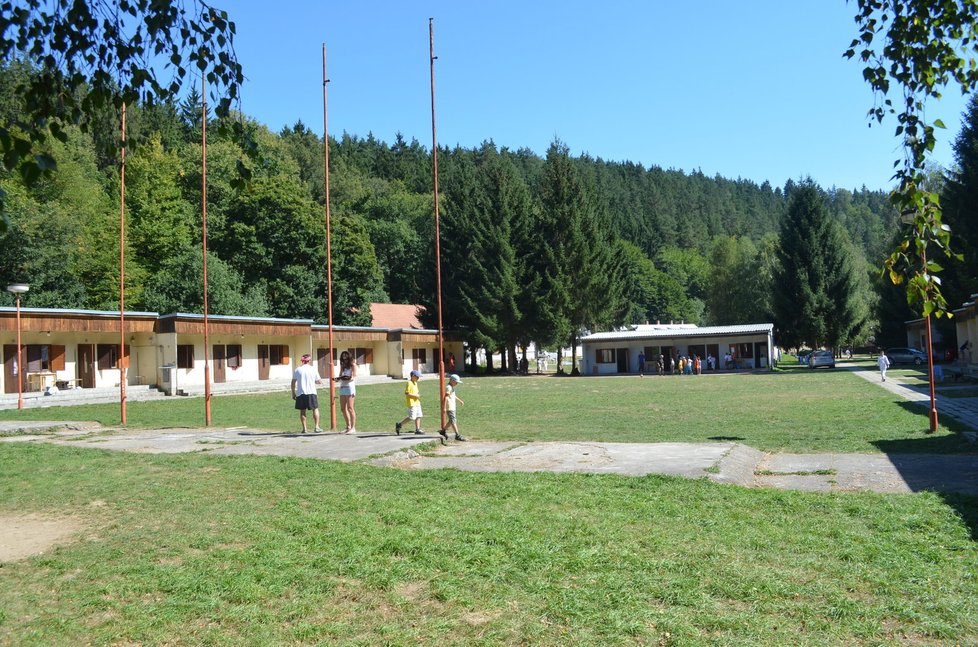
left=412, top=348, right=426, bottom=372
left=660, top=345, right=674, bottom=369
left=213, top=345, right=226, bottom=383
left=3, top=344, right=22, bottom=394
left=77, top=344, right=95, bottom=388
left=258, top=345, right=270, bottom=380
left=706, top=344, right=720, bottom=370
left=316, top=348, right=331, bottom=380
left=616, top=348, right=629, bottom=373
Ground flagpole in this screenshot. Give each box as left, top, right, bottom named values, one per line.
left=430, top=18, right=446, bottom=431
left=119, top=102, right=127, bottom=425
left=323, top=43, right=337, bottom=430
left=202, top=73, right=212, bottom=426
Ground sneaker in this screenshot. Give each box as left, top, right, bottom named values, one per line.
left=314, top=427, right=324, bottom=433
left=414, top=429, right=424, bottom=435
left=345, top=428, right=357, bottom=435
left=438, top=429, right=449, bottom=440
left=395, top=422, right=402, bottom=435
left=454, top=434, right=466, bottom=441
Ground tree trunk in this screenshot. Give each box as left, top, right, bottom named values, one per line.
left=569, top=332, right=579, bottom=374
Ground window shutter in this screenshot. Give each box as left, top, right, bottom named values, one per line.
left=280, top=346, right=290, bottom=365
left=50, top=345, right=66, bottom=371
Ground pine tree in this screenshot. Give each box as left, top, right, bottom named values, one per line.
left=773, top=182, right=865, bottom=349
left=535, top=141, right=625, bottom=372
left=941, top=94, right=978, bottom=312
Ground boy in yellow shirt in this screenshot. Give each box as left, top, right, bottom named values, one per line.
left=395, top=369, right=424, bottom=435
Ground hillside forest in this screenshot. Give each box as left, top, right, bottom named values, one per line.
left=2, top=62, right=977, bottom=370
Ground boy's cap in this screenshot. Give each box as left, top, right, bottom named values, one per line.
left=301, top=354, right=311, bottom=363
left=410, top=369, right=422, bottom=378
left=448, top=374, right=462, bottom=383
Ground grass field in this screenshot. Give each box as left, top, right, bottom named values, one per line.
left=1, top=442, right=977, bottom=646
left=2, top=365, right=977, bottom=645
left=0, top=362, right=972, bottom=454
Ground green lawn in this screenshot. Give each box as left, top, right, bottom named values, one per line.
left=1, top=364, right=972, bottom=454
left=2, top=368, right=978, bottom=645
left=1, top=443, right=976, bottom=646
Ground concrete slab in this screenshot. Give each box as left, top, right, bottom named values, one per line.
left=711, top=444, right=765, bottom=487
left=38, top=427, right=440, bottom=462
left=7, top=424, right=977, bottom=495
left=377, top=441, right=735, bottom=478
left=0, top=420, right=100, bottom=434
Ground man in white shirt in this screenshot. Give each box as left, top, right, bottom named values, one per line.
left=291, top=353, right=323, bottom=433
left=877, top=350, right=891, bottom=382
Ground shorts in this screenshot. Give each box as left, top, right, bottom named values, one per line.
left=339, top=383, right=355, bottom=397
left=406, top=404, right=423, bottom=420
left=294, top=394, right=319, bottom=411
left=447, top=410, right=457, bottom=424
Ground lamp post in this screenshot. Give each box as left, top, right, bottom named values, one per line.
left=6, top=283, right=29, bottom=410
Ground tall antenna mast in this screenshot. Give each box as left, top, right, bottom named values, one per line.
left=202, top=73, right=212, bottom=425
left=119, top=102, right=127, bottom=425
left=323, top=42, right=337, bottom=430
left=430, top=17, right=446, bottom=431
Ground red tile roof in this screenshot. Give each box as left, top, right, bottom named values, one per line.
left=370, top=303, right=426, bottom=329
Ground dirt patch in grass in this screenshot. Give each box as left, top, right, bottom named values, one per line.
left=0, top=513, right=84, bottom=562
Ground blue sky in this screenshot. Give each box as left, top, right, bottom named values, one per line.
left=223, top=1, right=973, bottom=192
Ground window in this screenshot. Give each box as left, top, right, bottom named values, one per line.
left=737, top=343, right=752, bottom=359
left=177, top=344, right=194, bottom=369
left=97, top=344, right=119, bottom=369
left=269, top=344, right=290, bottom=365
left=226, top=344, right=242, bottom=369
left=596, top=349, right=614, bottom=363
left=355, top=347, right=373, bottom=365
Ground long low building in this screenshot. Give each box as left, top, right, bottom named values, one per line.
left=1, top=306, right=463, bottom=396
left=581, top=323, right=776, bottom=374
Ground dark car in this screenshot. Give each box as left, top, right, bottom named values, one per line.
left=885, top=347, right=927, bottom=365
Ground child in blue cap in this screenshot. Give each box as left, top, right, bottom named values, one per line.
left=439, top=374, right=467, bottom=443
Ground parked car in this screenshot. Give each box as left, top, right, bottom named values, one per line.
left=885, top=347, right=927, bottom=365
left=807, top=349, right=835, bottom=369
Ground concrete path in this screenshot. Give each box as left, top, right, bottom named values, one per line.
left=4, top=421, right=977, bottom=495
left=3, top=363, right=976, bottom=496
left=850, top=361, right=978, bottom=431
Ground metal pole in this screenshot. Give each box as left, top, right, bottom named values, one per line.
left=923, top=243, right=939, bottom=433
left=323, top=43, right=336, bottom=430
left=430, top=18, right=446, bottom=431
left=202, top=74, right=212, bottom=426
left=924, top=313, right=939, bottom=432
left=119, top=102, right=127, bottom=425
left=15, top=292, right=23, bottom=410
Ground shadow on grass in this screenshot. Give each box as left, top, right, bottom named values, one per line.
left=872, top=434, right=978, bottom=540
left=893, top=400, right=972, bottom=437
left=708, top=436, right=746, bottom=441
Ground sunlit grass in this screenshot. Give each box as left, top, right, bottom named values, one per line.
left=1, top=443, right=976, bottom=645
left=1, top=365, right=971, bottom=453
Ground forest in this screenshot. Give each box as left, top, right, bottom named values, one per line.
left=2, top=59, right=976, bottom=369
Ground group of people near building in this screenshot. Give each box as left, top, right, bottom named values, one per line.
left=638, top=352, right=720, bottom=376
left=290, top=353, right=466, bottom=444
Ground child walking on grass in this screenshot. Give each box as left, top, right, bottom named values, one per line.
left=395, top=369, right=424, bottom=435
left=439, top=374, right=467, bottom=443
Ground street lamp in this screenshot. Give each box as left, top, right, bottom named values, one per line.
left=6, top=283, right=29, bottom=409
